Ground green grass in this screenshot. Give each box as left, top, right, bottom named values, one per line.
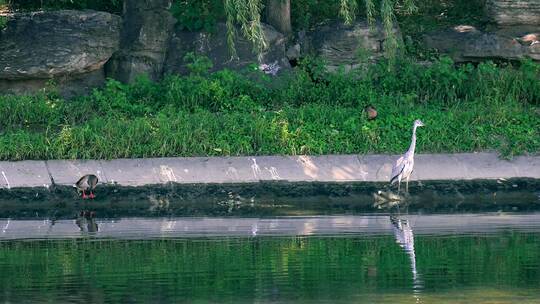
left=0, top=56, right=539, bottom=160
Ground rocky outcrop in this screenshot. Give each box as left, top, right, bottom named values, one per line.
left=425, top=0, right=540, bottom=63
left=164, top=22, right=290, bottom=75
left=486, top=0, right=540, bottom=26
left=1, top=0, right=538, bottom=97
left=424, top=26, right=540, bottom=63
left=0, top=10, right=121, bottom=96
left=105, top=0, right=175, bottom=83
left=305, top=20, right=401, bottom=71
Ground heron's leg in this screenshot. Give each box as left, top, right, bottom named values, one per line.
left=406, top=176, right=409, bottom=193
left=397, top=181, right=401, bottom=193
left=89, top=191, right=95, bottom=199
left=82, top=190, right=87, bottom=199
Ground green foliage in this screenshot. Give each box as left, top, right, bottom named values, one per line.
left=225, top=0, right=267, bottom=59
left=297, top=55, right=328, bottom=83
left=339, top=0, right=359, bottom=25
left=0, top=57, right=539, bottom=160
left=183, top=52, right=214, bottom=75
left=170, top=0, right=224, bottom=32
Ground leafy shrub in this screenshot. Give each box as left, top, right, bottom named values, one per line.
left=0, top=55, right=538, bottom=160
left=170, top=0, right=224, bottom=32
left=184, top=52, right=214, bottom=75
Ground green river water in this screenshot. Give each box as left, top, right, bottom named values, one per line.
left=1, top=213, right=539, bottom=303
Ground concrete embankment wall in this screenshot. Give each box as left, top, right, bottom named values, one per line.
left=0, top=153, right=538, bottom=189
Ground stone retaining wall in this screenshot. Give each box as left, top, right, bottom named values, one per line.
left=1, top=0, right=539, bottom=96
left=0, top=153, right=537, bottom=189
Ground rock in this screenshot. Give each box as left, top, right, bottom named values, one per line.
left=307, top=20, right=401, bottom=71
left=424, top=25, right=540, bottom=62
left=164, top=22, right=290, bottom=75
left=0, top=10, right=121, bottom=80
left=106, top=0, right=175, bottom=83
left=0, top=69, right=106, bottom=98
left=486, top=0, right=540, bottom=26
left=286, top=44, right=301, bottom=61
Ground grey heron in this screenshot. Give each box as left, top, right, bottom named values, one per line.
left=390, top=119, right=425, bottom=193
left=74, top=174, right=99, bottom=199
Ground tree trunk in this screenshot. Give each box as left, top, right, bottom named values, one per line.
left=265, top=0, right=292, bottom=35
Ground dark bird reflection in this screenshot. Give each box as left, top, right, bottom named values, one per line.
left=75, top=211, right=98, bottom=233
left=390, top=215, right=423, bottom=302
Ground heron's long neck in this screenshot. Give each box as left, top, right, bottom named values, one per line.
left=408, top=125, right=418, bottom=155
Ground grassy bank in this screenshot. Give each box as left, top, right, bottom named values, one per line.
left=0, top=57, right=539, bottom=160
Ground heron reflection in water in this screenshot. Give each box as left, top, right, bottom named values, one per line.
left=76, top=211, right=98, bottom=233
left=390, top=214, right=423, bottom=302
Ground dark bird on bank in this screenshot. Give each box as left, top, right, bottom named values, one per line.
left=390, top=119, right=425, bottom=193
left=365, top=105, right=378, bottom=120
left=75, top=174, right=99, bottom=199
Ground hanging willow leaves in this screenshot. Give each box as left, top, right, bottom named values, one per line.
left=402, top=0, right=418, bottom=15
left=365, top=0, right=376, bottom=26
left=224, top=0, right=239, bottom=60
left=221, top=0, right=414, bottom=61
left=381, top=0, right=398, bottom=60
left=223, top=0, right=267, bottom=61
left=339, top=0, right=358, bottom=25
left=244, top=0, right=267, bottom=56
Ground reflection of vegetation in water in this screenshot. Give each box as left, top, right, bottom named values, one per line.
left=0, top=232, right=539, bottom=302
left=0, top=15, right=8, bottom=30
